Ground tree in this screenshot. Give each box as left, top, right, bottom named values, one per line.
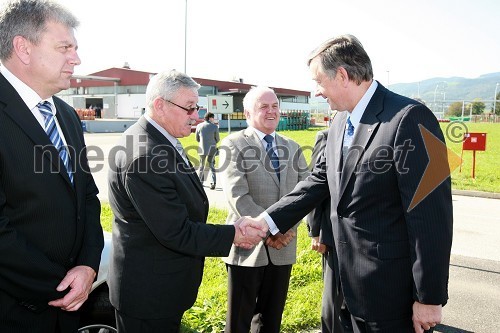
left=446, top=101, right=463, bottom=117
left=494, top=91, right=500, bottom=115
left=468, top=99, right=486, bottom=115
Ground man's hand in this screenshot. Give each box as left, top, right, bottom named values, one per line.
left=233, top=217, right=267, bottom=249
left=412, top=301, right=442, bottom=333
left=266, top=229, right=296, bottom=250
left=239, top=216, right=269, bottom=234
left=311, top=236, right=327, bottom=254
left=48, top=265, right=96, bottom=311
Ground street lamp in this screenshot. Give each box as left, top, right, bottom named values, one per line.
left=184, top=0, right=187, bottom=74
left=433, top=83, right=440, bottom=112
left=494, top=83, right=499, bottom=115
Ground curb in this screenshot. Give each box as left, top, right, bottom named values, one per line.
left=452, top=189, right=500, bottom=200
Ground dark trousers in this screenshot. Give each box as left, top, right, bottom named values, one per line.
left=321, top=246, right=352, bottom=333
left=115, top=309, right=181, bottom=333
left=225, top=263, right=292, bottom=333
left=198, top=154, right=216, bottom=185
left=0, top=292, right=79, bottom=333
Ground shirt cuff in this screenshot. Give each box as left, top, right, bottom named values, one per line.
left=259, top=212, right=280, bottom=235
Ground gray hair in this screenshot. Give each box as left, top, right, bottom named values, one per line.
left=0, top=0, right=79, bottom=61
left=243, top=86, right=278, bottom=111
left=145, top=69, right=200, bottom=112
left=307, top=34, right=373, bottom=85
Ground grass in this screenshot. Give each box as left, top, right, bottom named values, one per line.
left=182, top=123, right=500, bottom=193
left=100, top=122, right=500, bottom=332
left=441, top=122, right=500, bottom=192
left=100, top=205, right=323, bottom=333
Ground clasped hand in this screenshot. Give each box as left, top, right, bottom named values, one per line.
left=233, top=216, right=269, bottom=249
left=265, top=229, right=296, bottom=250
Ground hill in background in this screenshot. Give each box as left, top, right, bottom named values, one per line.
left=310, top=72, right=500, bottom=112
left=388, top=72, right=500, bottom=106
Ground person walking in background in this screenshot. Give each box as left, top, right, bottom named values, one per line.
left=0, top=1, right=104, bottom=332
left=306, top=128, right=352, bottom=333
left=239, top=34, right=453, bottom=333
left=219, top=86, right=309, bottom=333
left=107, top=70, right=265, bottom=333
left=195, top=111, right=219, bottom=190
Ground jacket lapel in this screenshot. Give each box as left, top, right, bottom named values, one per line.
left=1, top=75, right=71, bottom=186
left=275, top=134, right=288, bottom=193
left=53, top=99, right=74, bottom=187
left=140, top=117, right=207, bottom=200
left=244, top=128, right=280, bottom=187
left=338, top=86, right=384, bottom=199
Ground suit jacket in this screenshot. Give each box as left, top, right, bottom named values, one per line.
left=108, top=116, right=235, bottom=319
left=0, top=74, right=103, bottom=315
left=266, top=83, right=453, bottom=322
left=305, top=129, right=333, bottom=248
left=220, top=128, right=309, bottom=267
left=195, top=120, right=219, bottom=156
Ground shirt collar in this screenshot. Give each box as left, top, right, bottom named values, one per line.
left=144, top=113, right=178, bottom=147
left=249, top=126, right=276, bottom=143
left=348, top=80, right=378, bottom=128
left=0, top=65, right=55, bottom=114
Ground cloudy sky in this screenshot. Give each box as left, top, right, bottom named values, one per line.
left=18, top=0, right=500, bottom=91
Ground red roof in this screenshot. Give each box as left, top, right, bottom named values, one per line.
left=70, top=67, right=310, bottom=97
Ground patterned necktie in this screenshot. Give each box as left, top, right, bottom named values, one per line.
left=263, top=134, right=280, bottom=181
left=37, top=101, right=73, bottom=184
left=175, top=139, right=190, bottom=165
left=342, top=116, right=355, bottom=158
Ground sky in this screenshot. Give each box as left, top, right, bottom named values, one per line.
left=12, top=0, right=500, bottom=92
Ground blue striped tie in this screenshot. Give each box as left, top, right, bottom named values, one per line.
left=37, top=101, right=73, bottom=184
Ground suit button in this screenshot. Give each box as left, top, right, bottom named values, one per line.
left=68, top=257, right=75, bottom=264
left=338, top=215, right=343, bottom=219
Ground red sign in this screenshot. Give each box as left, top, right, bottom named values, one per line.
left=463, top=133, right=486, bottom=151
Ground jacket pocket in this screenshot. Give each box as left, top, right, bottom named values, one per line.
left=377, top=241, right=410, bottom=260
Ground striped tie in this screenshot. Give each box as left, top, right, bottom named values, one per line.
left=175, top=139, right=190, bottom=165
left=37, top=101, right=73, bottom=184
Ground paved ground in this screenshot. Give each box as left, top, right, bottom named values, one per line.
left=84, top=132, right=500, bottom=333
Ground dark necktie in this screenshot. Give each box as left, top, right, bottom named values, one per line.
left=264, top=134, right=280, bottom=181
left=37, top=101, right=73, bottom=184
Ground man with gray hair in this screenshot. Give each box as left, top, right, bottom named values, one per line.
left=107, top=70, right=265, bottom=332
left=0, top=1, right=103, bottom=332
left=220, top=86, right=309, bottom=333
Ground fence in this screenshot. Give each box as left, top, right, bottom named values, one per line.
left=277, top=110, right=310, bottom=131
left=470, top=114, right=500, bottom=123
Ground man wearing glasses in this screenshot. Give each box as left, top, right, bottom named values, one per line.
left=107, top=70, right=265, bottom=332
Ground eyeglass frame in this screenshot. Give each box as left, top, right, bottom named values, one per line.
left=162, top=98, right=200, bottom=115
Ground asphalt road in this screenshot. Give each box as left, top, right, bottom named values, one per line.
left=84, top=132, right=500, bottom=333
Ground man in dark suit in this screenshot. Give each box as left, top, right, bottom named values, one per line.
left=195, top=111, right=220, bottom=190
left=0, top=1, right=104, bottom=332
left=240, top=34, right=453, bottom=333
left=306, top=129, right=352, bottom=333
left=107, top=70, right=265, bottom=333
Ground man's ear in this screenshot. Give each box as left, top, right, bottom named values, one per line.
left=12, top=35, right=31, bottom=65
left=337, top=67, right=350, bottom=87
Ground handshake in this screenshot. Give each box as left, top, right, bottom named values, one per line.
left=232, top=216, right=296, bottom=250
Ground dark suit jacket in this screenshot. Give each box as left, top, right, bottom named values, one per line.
left=0, top=74, right=103, bottom=316
left=306, top=129, right=333, bottom=248
left=266, top=83, right=453, bottom=322
left=108, top=116, right=235, bottom=319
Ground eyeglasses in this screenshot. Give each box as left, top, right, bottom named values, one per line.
left=163, top=98, right=200, bottom=115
